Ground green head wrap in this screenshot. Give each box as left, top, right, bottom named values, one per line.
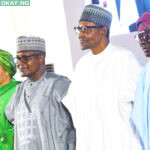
left=0, top=49, right=16, bottom=77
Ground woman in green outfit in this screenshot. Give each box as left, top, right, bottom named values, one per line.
left=0, top=49, right=20, bottom=150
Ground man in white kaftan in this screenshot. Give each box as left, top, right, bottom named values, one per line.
left=64, top=4, right=143, bottom=150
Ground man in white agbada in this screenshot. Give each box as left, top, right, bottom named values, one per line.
left=63, top=4, right=143, bottom=150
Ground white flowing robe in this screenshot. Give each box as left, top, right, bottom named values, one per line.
left=64, top=44, right=143, bottom=150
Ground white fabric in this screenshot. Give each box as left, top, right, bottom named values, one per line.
left=64, top=44, right=143, bottom=150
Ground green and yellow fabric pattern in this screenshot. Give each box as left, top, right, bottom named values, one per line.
left=0, top=49, right=16, bottom=77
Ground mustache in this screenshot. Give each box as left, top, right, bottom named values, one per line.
left=79, top=37, right=88, bottom=40
left=18, top=65, right=28, bottom=70
left=140, top=44, right=150, bottom=49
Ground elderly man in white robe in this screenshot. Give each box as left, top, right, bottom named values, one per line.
left=64, top=4, right=143, bottom=150
left=5, top=36, right=76, bottom=150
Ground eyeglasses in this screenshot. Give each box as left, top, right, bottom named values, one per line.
left=74, top=25, right=104, bottom=34
left=135, top=30, right=150, bottom=43
left=14, top=54, right=41, bottom=64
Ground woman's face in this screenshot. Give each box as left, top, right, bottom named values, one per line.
left=0, top=65, right=9, bottom=87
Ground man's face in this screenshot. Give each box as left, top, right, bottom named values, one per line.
left=77, top=21, right=103, bottom=50
left=16, top=51, right=42, bottom=78
left=137, top=30, right=150, bottom=57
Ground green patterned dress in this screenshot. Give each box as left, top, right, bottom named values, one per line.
left=0, top=78, right=20, bottom=150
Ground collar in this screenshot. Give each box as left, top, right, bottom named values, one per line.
left=89, top=43, right=112, bottom=63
